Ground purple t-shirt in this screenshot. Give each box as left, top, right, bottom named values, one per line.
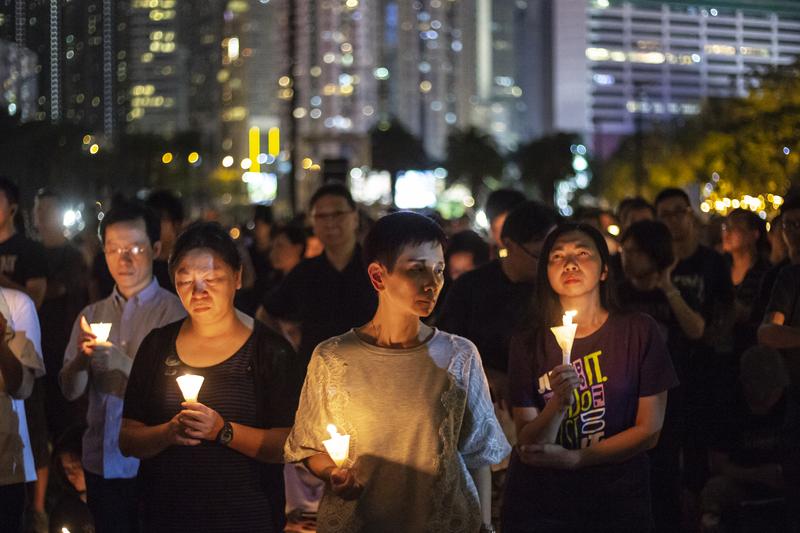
left=503, top=312, right=679, bottom=528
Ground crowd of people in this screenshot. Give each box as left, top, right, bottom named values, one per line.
left=0, top=175, right=798, bottom=532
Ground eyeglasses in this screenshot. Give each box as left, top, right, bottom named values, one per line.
left=658, top=208, right=690, bottom=220
left=513, top=241, right=541, bottom=261
left=311, top=210, right=354, bottom=222
left=104, top=245, right=148, bottom=257
left=782, top=220, right=800, bottom=231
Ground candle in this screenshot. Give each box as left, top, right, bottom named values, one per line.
left=89, top=322, right=112, bottom=344
left=322, top=424, right=350, bottom=468
left=551, top=310, right=578, bottom=365
left=176, top=374, right=205, bottom=402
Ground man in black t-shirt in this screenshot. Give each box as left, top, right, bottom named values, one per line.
left=438, top=201, right=560, bottom=405
left=263, top=183, right=377, bottom=363
left=656, top=188, right=735, bottom=493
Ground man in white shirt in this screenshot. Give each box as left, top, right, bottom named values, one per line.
left=60, top=201, right=185, bottom=533
left=0, top=287, right=44, bottom=532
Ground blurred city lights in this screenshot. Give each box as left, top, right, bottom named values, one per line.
left=162, top=152, right=173, bottom=164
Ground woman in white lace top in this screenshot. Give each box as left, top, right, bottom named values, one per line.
left=285, top=212, right=510, bottom=533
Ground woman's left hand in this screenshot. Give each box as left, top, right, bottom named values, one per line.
left=179, top=402, right=224, bottom=441
left=516, top=443, right=581, bottom=470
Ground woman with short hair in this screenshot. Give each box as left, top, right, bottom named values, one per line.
left=120, top=221, right=304, bottom=532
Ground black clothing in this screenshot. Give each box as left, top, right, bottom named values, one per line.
left=264, top=248, right=377, bottom=363
left=437, top=260, right=534, bottom=373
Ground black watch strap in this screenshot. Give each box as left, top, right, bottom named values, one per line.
left=216, top=421, right=233, bottom=445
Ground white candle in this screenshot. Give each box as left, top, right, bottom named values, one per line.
left=89, top=322, right=112, bottom=344
left=551, top=310, right=578, bottom=365
left=322, top=423, right=350, bottom=468
left=176, top=374, right=205, bottom=402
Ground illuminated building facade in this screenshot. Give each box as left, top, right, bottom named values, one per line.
left=0, top=0, right=127, bottom=137
left=0, top=38, right=38, bottom=121
left=527, top=0, right=800, bottom=156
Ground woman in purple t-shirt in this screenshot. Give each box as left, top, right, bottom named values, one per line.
left=503, top=223, right=678, bottom=531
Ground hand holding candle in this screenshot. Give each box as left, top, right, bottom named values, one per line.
left=550, top=310, right=578, bottom=365
left=176, top=374, right=205, bottom=402
left=323, top=424, right=350, bottom=468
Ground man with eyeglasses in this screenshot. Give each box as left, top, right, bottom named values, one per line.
left=655, top=187, right=734, bottom=496
left=439, top=201, right=560, bottom=411
left=60, top=201, right=185, bottom=533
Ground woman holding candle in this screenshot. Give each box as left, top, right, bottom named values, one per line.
left=502, top=223, right=678, bottom=531
left=119, top=222, right=304, bottom=532
left=285, top=211, right=511, bottom=533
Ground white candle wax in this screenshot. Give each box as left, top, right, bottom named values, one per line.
left=322, top=424, right=350, bottom=468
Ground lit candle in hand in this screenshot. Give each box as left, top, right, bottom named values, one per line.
left=176, top=374, right=205, bottom=402
left=90, top=322, right=112, bottom=345
left=551, top=310, right=578, bottom=365
left=322, top=424, right=350, bottom=468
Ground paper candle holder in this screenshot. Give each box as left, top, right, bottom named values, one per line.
left=90, top=322, right=112, bottom=344
left=322, top=424, right=350, bottom=468
left=176, top=374, right=205, bottom=402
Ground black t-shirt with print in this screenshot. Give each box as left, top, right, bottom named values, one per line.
left=0, top=232, right=47, bottom=286
left=503, top=312, right=678, bottom=529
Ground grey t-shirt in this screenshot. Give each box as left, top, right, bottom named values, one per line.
left=285, top=329, right=511, bottom=533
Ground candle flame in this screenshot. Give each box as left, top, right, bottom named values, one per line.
left=326, top=424, right=340, bottom=438
left=563, top=310, right=577, bottom=325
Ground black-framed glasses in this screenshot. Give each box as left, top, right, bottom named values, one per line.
left=311, top=210, right=354, bottom=222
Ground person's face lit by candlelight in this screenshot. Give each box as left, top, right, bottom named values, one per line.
left=173, top=248, right=241, bottom=325
left=104, top=219, right=160, bottom=298
left=547, top=230, right=607, bottom=300
left=369, top=241, right=445, bottom=318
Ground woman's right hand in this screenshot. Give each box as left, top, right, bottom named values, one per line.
left=327, top=467, right=362, bottom=500
left=548, top=364, right=580, bottom=409
left=165, top=413, right=201, bottom=447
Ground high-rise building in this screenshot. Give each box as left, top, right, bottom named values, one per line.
left=524, top=0, right=800, bottom=156
left=0, top=0, right=127, bottom=137
left=0, top=38, right=38, bottom=122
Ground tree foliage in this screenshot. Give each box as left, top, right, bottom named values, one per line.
left=514, top=132, right=581, bottom=205
left=443, top=127, right=504, bottom=195
left=600, top=60, right=800, bottom=203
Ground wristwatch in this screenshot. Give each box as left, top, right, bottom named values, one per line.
left=216, top=421, right=233, bottom=445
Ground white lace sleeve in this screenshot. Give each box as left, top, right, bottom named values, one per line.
left=284, top=343, right=341, bottom=463
left=455, top=338, right=512, bottom=468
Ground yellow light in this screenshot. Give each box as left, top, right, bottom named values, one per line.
left=607, top=224, right=620, bottom=237
left=228, top=37, right=240, bottom=61
left=240, top=158, right=252, bottom=170
left=222, top=155, right=234, bottom=168
left=162, top=152, right=173, bottom=164
left=774, top=195, right=784, bottom=207
left=345, top=0, right=358, bottom=7
left=700, top=202, right=711, bottom=213
left=268, top=127, right=280, bottom=156
left=82, top=134, right=92, bottom=145
left=187, top=152, right=200, bottom=164
left=249, top=126, right=261, bottom=172
left=420, top=80, right=432, bottom=93
left=499, top=248, right=508, bottom=258
left=732, top=199, right=740, bottom=208
left=302, top=157, right=313, bottom=170
left=310, top=164, right=321, bottom=171
left=229, top=227, right=241, bottom=239
left=89, top=144, right=100, bottom=154
left=278, top=76, right=291, bottom=87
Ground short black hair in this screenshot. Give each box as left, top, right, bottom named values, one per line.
left=145, top=189, right=184, bottom=224
left=272, top=224, right=307, bottom=257
left=363, top=211, right=446, bottom=271
left=500, top=200, right=561, bottom=244
left=617, top=196, right=655, bottom=220
left=485, top=188, right=526, bottom=223
left=169, top=221, right=242, bottom=279
left=309, top=182, right=356, bottom=211
left=620, top=220, right=674, bottom=271
left=98, top=200, right=161, bottom=245
left=726, top=208, right=769, bottom=258
left=654, top=188, right=691, bottom=210
left=253, top=204, right=274, bottom=225
left=0, top=176, right=20, bottom=206
left=446, top=230, right=490, bottom=266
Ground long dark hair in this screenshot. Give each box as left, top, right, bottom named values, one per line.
left=533, top=222, right=618, bottom=329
